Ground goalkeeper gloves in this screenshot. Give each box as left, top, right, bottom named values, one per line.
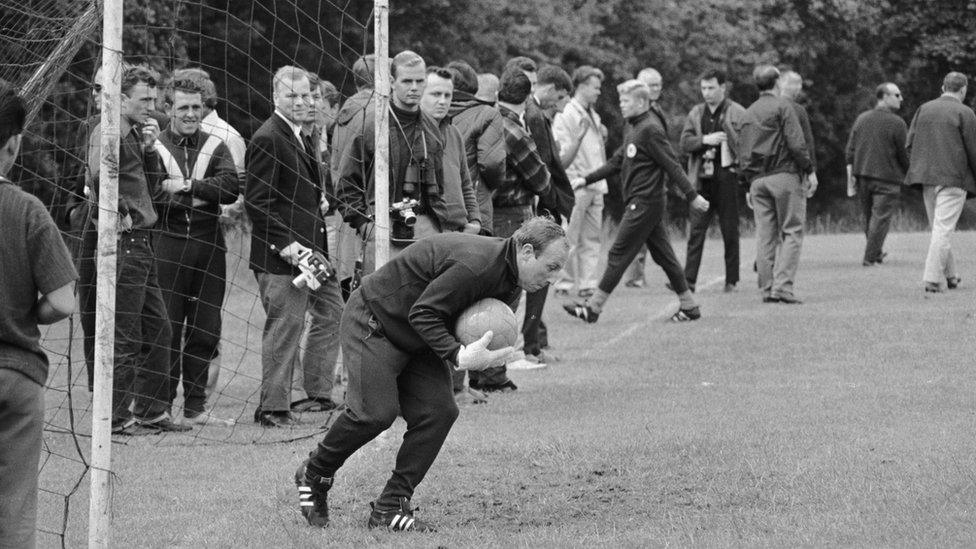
left=456, top=331, right=515, bottom=371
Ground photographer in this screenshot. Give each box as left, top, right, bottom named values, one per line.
left=336, top=50, right=448, bottom=274
left=245, top=66, right=342, bottom=427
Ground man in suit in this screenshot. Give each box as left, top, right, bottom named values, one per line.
left=245, top=66, right=341, bottom=427
left=905, top=71, right=976, bottom=293
left=846, top=82, right=909, bottom=267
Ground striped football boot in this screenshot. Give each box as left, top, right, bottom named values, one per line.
left=295, top=459, right=332, bottom=527
left=367, top=497, right=436, bottom=532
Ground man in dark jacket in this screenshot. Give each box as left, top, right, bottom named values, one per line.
left=154, top=78, right=239, bottom=425
left=564, top=79, right=709, bottom=323
left=738, top=65, right=816, bottom=304
left=335, top=50, right=448, bottom=273
left=245, top=66, right=340, bottom=427
left=294, top=217, right=567, bottom=533
left=679, top=69, right=746, bottom=292
left=845, top=82, right=909, bottom=266
left=905, top=71, right=976, bottom=293
left=447, top=60, right=505, bottom=231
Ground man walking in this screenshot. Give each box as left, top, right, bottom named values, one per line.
left=905, top=71, right=976, bottom=293
left=845, top=82, right=909, bottom=266
left=679, top=69, right=745, bottom=292
left=564, top=80, right=709, bottom=323
left=738, top=65, right=816, bottom=304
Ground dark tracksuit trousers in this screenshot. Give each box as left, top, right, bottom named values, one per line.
left=858, top=177, right=900, bottom=263
left=600, top=198, right=689, bottom=296
left=155, top=232, right=226, bottom=415
left=684, top=169, right=740, bottom=287
left=308, top=289, right=459, bottom=506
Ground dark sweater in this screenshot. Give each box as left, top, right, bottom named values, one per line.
left=358, top=232, right=522, bottom=366
left=845, top=106, right=909, bottom=185
left=585, top=110, right=698, bottom=204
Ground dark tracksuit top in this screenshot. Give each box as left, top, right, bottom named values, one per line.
left=358, top=232, right=522, bottom=366
left=585, top=110, right=699, bottom=204
left=583, top=109, right=699, bottom=296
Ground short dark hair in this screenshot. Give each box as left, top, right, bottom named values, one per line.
left=537, top=65, right=572, bottom=93
left=352, top=54, right=376, bottom=89
left=171, top=67, right=217, bottom=108
left=753, top=65, right=780, bottom=92
left=944, top=71, right=968, bottom=93
left=391, top=50, right=425, bottom=79
left=426, top=66, right=454, bottom=82
left=498, top=67, right=532, bottom=104
left=446, top=60, right=479, bottom=94
left=513, top=216, right=567, bottom=258
left=0, top=83, right=26, bottom=147
left=699, top=69, right=728, bottom=85
left=504, top=56, right=537, bottom=74
left=164, top=78, right=205, bottom=106
left=572, top=65, right=604, bottom=89
left=121, top=65, right=157, bottom=96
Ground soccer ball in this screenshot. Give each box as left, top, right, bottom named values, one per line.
left=454, top=298, right=518, bottom=351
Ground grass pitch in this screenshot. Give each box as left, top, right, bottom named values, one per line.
left=36, top=231, right=976, bottom=547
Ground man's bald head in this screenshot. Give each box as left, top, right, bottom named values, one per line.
left=778, top=70, right=803, bottom=100
left=637, top=68, right=663, bottom=101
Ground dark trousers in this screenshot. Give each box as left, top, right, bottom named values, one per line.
left=78, top=222, right=97, bottom=390
left=155, top=233, right=226, bottom=415
left=685, top=171, right=740, bottom=286
left=859, top=177, right=900, bottom=263
left=469, top=204, right=532, bottom=387
left=308, top=289, right=459, bottom=505
left=522, top=289, right=547, bottom=356
left=599, top=199, right=688, bottom=295
left=0, top=369, right=43, bottom=549
left=112, top=232, right=173, bottom=423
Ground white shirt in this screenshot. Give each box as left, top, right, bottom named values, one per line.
left=274, top=109, right=305, bottom=150
left=553, top=97, right=607, bottom=193
left=200, top=110, right=246, bottom=178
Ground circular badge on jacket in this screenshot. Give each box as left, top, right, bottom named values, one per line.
left=626, top=143, right=637, bottom=158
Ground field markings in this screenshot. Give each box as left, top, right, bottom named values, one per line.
left=601, top=275, right=725, bottom=350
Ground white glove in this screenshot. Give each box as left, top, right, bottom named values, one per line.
left=456, top=331, right=515, bottom=371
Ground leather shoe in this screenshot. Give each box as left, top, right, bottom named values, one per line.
left=762, top=296, right=780, bottom=303
left=776, top=294, right=804, bottom=304
left=255, top=409, right=298, bottom=427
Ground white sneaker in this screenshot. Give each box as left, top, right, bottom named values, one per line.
left=506, top=356, right=547, bottom=371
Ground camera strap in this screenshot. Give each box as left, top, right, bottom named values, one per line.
left=389, top=105, right=427, bottom=164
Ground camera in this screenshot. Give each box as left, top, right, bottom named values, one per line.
left=391, top=198, right=419, bottom=227
left=292, top=247, right=336, bottom=290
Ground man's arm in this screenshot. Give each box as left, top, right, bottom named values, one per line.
left=781, top=103, right=813, bottom=174
left=509, top=130, right=551, bottom=197
left=679, top=107, right=705, bottom=154
left=455, top=133, right=481, bottom=229
left=552, top=110, right=588, bottom=169
left=582, top=144, right=624, bottom=186
left=192, top=141, right=241, bottom=205
left=336, top=131, right=373, bottom=231
left=959, top=109, right=976, bottom=184
left=407, top=261, right=496, bottom=366
left=476, top=112, right=506, bottom=190
left=644, top=124, right=699, bottom=201
left=36, top=282, right=75, bottom=324
left=893, top=118, right=910, bottom=173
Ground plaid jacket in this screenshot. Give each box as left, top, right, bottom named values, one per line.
left=492, top=104, right=550, bottom=208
